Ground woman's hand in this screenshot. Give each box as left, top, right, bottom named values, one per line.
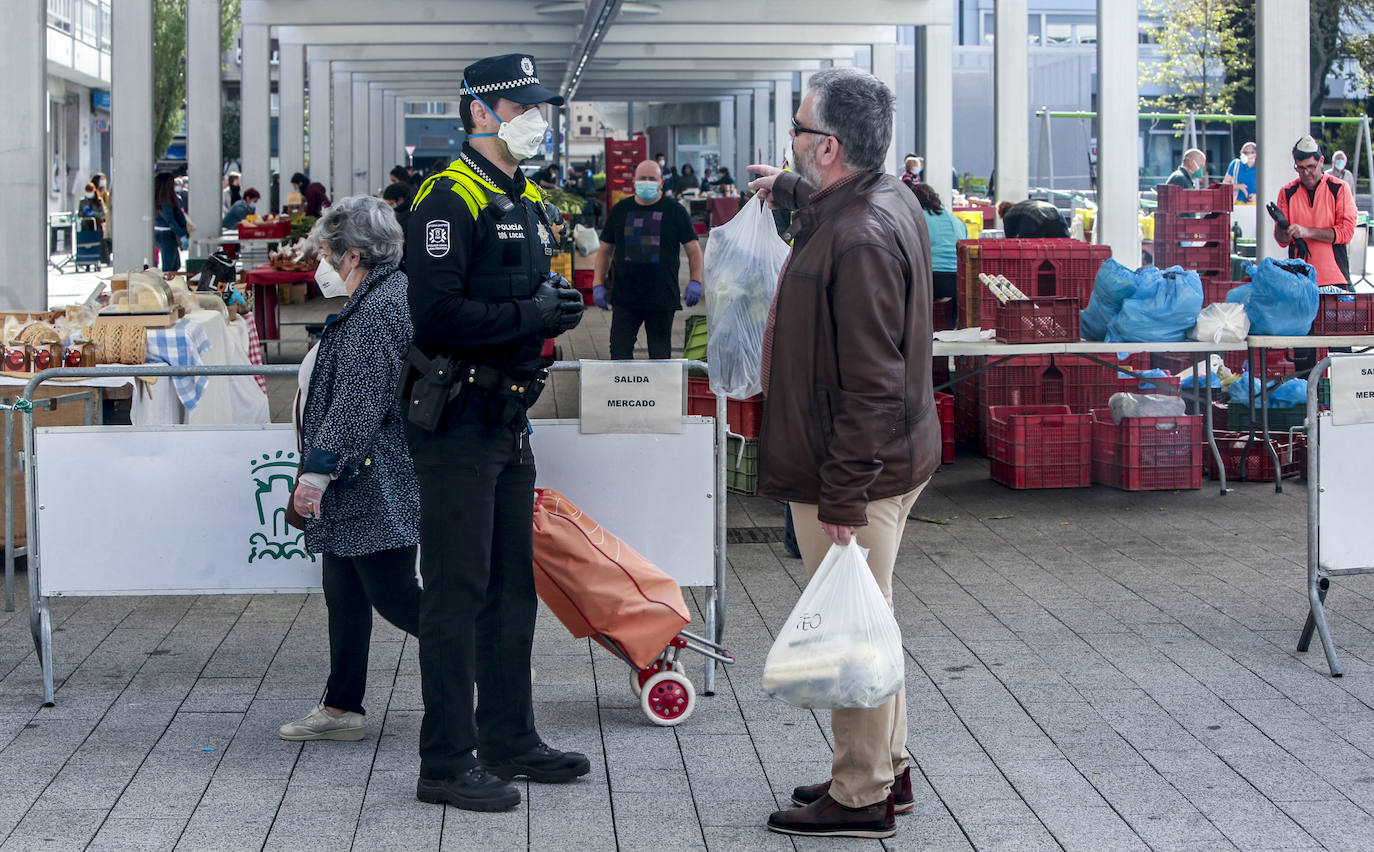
left=292, top=473, right=330, bottom=519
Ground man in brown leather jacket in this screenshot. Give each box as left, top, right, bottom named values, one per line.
left=749, top=67, right=941, bottom=841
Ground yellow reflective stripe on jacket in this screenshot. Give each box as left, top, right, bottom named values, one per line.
left=411, top=161, right=544, bottom=219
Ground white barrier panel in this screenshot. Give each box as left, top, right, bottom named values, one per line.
left=35, top=425, right=321, bottom=596
left=531, top=419, right=715, bottom=587
left=1316, top=411, right=1374, bottom=573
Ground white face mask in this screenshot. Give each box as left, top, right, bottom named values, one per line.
left=1334, top=158, right=1347, bottom=171
left=314, top=256, right=350, bottom=299
left=497, top=108, right=549, bottom=161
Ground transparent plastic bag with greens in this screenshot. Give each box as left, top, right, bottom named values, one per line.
left=703, top=195, right=789, bottom=399
left=761, top=541, right=904, bottom=709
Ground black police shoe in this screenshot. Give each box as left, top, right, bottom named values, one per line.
left=483, top=742, right=591, bottom=783
left=416, top=766, right=521, bottom=812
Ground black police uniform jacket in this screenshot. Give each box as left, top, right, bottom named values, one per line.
left=404, top=145, right=555, bottom=420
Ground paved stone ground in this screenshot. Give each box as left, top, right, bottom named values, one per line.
left=14, top=247, right=1374, bottom=850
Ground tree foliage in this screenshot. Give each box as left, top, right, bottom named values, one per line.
left=1139, top=0, right=1251, bottom=117
left=151, top=0, right=239, bottom=164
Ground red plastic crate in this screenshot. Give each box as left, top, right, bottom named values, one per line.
left=1091, top=409, right=1203, bottom=491
left=1156, top=184, right=1235, bottom=215
left=1152, top=244, right=1231, bottom=272
left=237, top=220, right=291, bottom=240
left=1050, top=354, right=1118, bottom=413
left=1201, top=278, right=1241, bottom=306
left=987, top=405, right=1092, bottom=489
left=1152, top=352, right=1206, bottom=375
left=1153, top=211, right=1231, bottom=245
left=976, top=355, right=1055, bottom=409
left=1311, top=292, right=1374, bottom=335
left=572, top=269, right=596, bottom=306
left=995, top=297, right=1081, bottom=343
left=1207, top=430, right=1306, bottom=481
left=935, top=392, right=955, bottom=465
left=957, top=239, right=1110, bottom=328
left=686, top=376, right=762, bottom=438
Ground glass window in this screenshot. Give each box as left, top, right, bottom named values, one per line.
left=1045, top=21, right=1072, bottom=45
left=1077, top=23, right=1096, bottom=45
left=1028, top=15, right=1041, bottom=46
left=981, top=11, right=994, bottom=45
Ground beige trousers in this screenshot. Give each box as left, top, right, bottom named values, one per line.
left=788, top=481, right=926, bottom=808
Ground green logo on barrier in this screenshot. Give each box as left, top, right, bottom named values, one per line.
left=248, top=451, right=315, bottom=564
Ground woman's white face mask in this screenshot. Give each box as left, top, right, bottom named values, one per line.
left=314, top=255, right=351, bottom=299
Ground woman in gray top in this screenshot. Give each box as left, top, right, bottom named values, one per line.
left=279, top=196, right=421, bottom=742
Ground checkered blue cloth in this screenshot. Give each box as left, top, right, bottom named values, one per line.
left=145, top=319, right=212, bottom=411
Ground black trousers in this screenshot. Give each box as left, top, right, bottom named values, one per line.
left=932, top=271, right=958, bottom=329
left=322, top=545, right=421, bottom=715
left=405, top=409, right=540, bottom=779
left=609, top=305, right=675, bottom=360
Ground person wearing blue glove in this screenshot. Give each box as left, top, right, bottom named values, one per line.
left=591, top=159, right=703, bottom=359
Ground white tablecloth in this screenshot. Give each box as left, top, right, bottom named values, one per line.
left=131, top=311, right=269, bottom=425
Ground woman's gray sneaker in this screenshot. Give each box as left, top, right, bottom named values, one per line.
left=278, top=704, right=366, bottom=741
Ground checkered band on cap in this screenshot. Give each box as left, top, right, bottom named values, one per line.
left=462, top=77, right=540, bottom=95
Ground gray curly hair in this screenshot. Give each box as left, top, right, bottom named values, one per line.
left=308, top=195, right=404, bottom=268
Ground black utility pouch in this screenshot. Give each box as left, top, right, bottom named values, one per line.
left=407, top=348, right=457, bottom=431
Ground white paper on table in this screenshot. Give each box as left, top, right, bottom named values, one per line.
left=933, top=328, right=996, bottom=342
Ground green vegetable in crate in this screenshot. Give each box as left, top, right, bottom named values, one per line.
left=539, top=186, right=588, bottom=217
left=290, top=215, right=317, bottom=243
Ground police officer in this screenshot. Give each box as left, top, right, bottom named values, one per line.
left=403, top=53, right=586, bottom=813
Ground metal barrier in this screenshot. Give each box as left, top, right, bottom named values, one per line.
left=21, top=361, right=732, bottom=706
left=3, top=389, right=99, bottom=611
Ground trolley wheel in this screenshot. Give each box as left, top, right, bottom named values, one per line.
left=640, top=670, right=695, bottom=726
left=631, top=660, right=683, bottom=698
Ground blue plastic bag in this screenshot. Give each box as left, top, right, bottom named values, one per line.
left=1227, top=258, right=1319, bottom=336
left=1106, top=266, right=1204, bottom=343
left=1227, top=371, right=1309, bottom=408
left=1081, top=258, right=1140, bottom=341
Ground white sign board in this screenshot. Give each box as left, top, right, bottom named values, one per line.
left=578, top=360, right=683, bottom=435
left=1316, top=412, right=1374, bottom=572
left=532, top=419, right=715, bottom=587
left=35, top=425, right=321, bottom=596
left=1329, top=354, right=1374, bottom=426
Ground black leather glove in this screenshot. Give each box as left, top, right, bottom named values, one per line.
left=531, top=279, right=584, bottom=335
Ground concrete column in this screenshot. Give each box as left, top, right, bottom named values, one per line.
left=186, top=0, right=222, bottom=255
left=1096, top=1, right=1140, bottom=262
left=1257, top=0, right=1310, bottom=262
left=752, top=85, right=770, bottom=166
left=240, top=24, right=270, bottom=196
left=369, top=86, right=384, bottom=194
left=734, top=94, right=750, bottom=181
left=995, top=0, right=1029, bottom=204
left=719, top=100, right=735, bottom=183
left=332, top=72, right=350, bottom=201
left=773, top=76, right=793, bottom=169
left=396, top=98, right=408, bottom=169
left=921, top=24, right=954, bottom=203
left=382, top=92, right=396, bottom=174
left=1, top=0, right=46, bottom=307
left=111, top=0, right=155, bottom=272
left=351, top=78, right=369, bottom=195
left=307, top=59, right=330, bottom=177
left=277, top=43, right=304, bottom=211
left=872, top=42, right=899, bottom=174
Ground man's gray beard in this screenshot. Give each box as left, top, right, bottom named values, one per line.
left=794, top=147, right=821, bottom=187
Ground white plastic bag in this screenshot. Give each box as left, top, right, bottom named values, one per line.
left=703, top=195, right=789, bottom=399
left=573, top=224, right=600, bottom=257
left=761, top=541, right=904, bottom=709
left=1192, top=301, right=1250, bottom=343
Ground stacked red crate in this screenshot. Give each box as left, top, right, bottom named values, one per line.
left=1091, top=410, right=1203, bottom=491
left=604, top=137, right=649, bottom=208
left=1207, top=431, right=1306, bottom=481
left=685, top=377, right=762, bottom=438
left=987, top=405, right=1093, bottom=489
left=935, top=392, right=955, bottom=465
left=956, top=239, right=1111, bottom=328
left=1049, top=354, right=1119, bottom=414
left=1153, top=185, right=1233, bottom=279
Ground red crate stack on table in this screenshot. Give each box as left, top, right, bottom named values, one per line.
left=956, top=239, right=1111, bottom=329
left=1152, top=185, right=1233, bottom=294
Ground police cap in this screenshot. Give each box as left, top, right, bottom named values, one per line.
left=462, top=54, right=565, bottom=106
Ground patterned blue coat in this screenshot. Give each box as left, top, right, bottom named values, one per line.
left=300, top=263, right=420, bottom=556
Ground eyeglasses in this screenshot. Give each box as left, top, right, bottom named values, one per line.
left=791, top=116, right=841, bottom=145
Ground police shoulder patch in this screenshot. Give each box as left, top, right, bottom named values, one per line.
left=425, top=220, right=450, bottom=258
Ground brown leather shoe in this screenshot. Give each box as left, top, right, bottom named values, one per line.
left=768, top=792, right=896, bottom=838
left=791, top=767, right=915, bottom=814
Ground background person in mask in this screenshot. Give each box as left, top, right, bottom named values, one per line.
left=280, top=195, right=422, bottom=744
left=1327, top=149, right=1356, bottom=193
left=1224, top=141, right=1258, bottom=201
left=591, top=159, right=703, bottom=359
left=402, top=52, right=587, bottom=814
left=222, top=187, right=261, bottom=229
left=1166, top=148, right=1207, bottom=189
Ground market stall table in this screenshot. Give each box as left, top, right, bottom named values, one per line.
left=706, top=197, right=743, bottom=228
left=244, top=264, right=315, bottom=347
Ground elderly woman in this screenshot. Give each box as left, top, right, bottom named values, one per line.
left=278, top=196, right=421, bottom=742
